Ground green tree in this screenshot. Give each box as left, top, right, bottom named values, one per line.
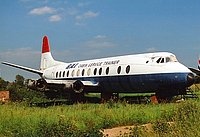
left=7, top=75, right=47, bottom=102
left=0, top=77, right=9, bottom=90
left=15, top=74, right=25, bottom=86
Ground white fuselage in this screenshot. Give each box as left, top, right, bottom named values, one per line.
left=43, top=52, right=190, bottom=79
left=42, top=52, right=192, bottom=93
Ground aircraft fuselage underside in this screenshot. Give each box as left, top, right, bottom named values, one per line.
left=49, top=72, right=191, bottom=95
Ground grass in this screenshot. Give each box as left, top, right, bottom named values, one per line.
left=0, top=90, right=199, bottom=136
left=0, top=102, right=173, bottom=136
left=0, top=101, right=200, bottom=137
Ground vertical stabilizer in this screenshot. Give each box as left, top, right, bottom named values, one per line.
left=40, top=36, right=63, bottom=71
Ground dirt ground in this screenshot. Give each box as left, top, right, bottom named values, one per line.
left=103, top=125, right=135, bottom=137
left=103, top=124, right=153, bottom=137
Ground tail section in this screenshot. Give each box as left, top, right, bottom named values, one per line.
left=40, top=36, right=64, bottom=71
left=2, top=36, right=64, bottom=76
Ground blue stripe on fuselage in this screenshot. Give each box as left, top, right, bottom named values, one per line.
left=53, top=72, right=189, bottom=93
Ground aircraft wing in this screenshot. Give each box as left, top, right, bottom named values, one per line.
left=2, top=62, right=43, bottom=76
left=45, top=79, right=99, bottom=86
left=44, top=79, right=99, bottom=92
left=81, top=81, right=99, bottom=86
left=189, top=67, right=200, bottom=76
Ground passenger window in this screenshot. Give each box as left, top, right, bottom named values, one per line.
left=59, top=71, right=62, bottom=77
left=56, top=72, right=58, bottom=78
left=77, top=69, right=80, bottom=76
left=126, top=65, right=130, bottom=74
left=67, top=70, right=69, bottom=77
left=94, top=68, right=97, bottom=75
left=106, top=67, right=109, bottom=75
left=82, top=69, right=85, bottom=76
left=99, top=68, right=102, bottom=75
left=63, top=71, right=65, bottom=77
left=117, top=66, right=121, bottom=74
left=87, top=68, right=91, bottom=76
left=71, top=70, right=75, bottom=77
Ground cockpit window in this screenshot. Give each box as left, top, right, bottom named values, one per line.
left=160, top=58, right=164, bottom=63
left=155, top=55, right=178, bottom=64
left=152, top=54, right=178, bottom=64
left=166, top=57, right=170, bottom=62
left=156, top=58, right=161, bottom=63
left=156, top=57, right=165, bottom=63
left=170, top=55, right=178, bottom=62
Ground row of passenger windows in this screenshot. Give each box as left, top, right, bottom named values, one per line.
left=55, top=65, right=130, bottom=78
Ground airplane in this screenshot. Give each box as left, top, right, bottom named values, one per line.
left=2, top=36, right=195, bottom=102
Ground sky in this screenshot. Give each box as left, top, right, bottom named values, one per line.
left=0, top=0, right=200, bottom=81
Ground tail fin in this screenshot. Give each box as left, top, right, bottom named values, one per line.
left=40, top=36, right=63, bottom=71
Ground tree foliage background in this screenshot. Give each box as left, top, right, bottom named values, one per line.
left=0, top=74, right=46, bottom=103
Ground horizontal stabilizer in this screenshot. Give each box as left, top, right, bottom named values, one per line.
left=2, top=62, right=43, bottom=76
left=189, top=67, right=200, bottom=76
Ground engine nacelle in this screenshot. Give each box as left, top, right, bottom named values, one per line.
left=64, top=80, right=84, bottom=93
left=26, top=79, right=84, bottom=93
left=72, top=80, right=84, bottom=93
left=26, top=79, right=46, bottom=91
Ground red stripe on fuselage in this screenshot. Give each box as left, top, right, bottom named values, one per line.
left=42, top=36, right=50, bottom=53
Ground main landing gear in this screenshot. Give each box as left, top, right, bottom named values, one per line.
left=101, top=92, right=119, bottom=102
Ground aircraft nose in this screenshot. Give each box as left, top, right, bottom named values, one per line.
left=187, top=73, right=195, bottom=87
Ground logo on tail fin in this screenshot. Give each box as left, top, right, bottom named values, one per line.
left=42, top=36, right=50, bottom=53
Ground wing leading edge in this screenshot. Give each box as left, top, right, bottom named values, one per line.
left=2, top=62, right=43, bottom=76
